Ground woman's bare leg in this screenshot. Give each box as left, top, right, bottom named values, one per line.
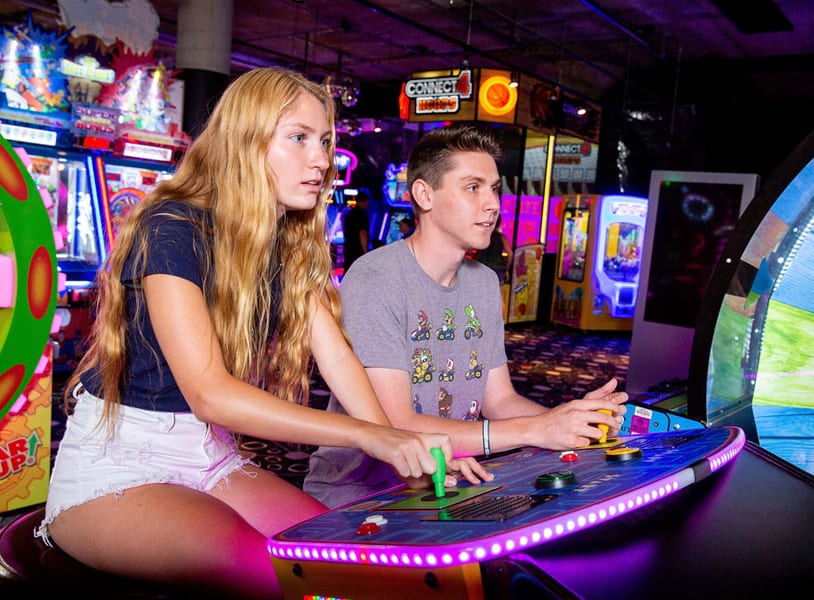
left=47, top=466, right=326, bottom=599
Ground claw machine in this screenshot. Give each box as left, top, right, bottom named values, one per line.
left=551, top=193, right=648, bottom=330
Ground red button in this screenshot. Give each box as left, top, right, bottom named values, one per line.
left=560, top=451, right=579, bottom=462
left=356, top=522, right=382, bottom=535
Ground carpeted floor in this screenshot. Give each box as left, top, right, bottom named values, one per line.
left=50, top=324, right=631, bottom=489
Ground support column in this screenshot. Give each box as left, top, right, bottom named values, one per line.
left=175, top=0, right=234, bottom=139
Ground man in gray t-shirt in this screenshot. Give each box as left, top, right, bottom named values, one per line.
left=305, top=123, right=627, bottom=508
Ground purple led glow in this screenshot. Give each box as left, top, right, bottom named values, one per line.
left=269, top=430, right=745, bottom=568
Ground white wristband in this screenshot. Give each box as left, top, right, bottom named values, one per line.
left=482, top=419, right=491, bottom=457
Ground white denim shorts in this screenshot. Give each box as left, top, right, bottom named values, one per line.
left=35, top=385, right=252, bottom=546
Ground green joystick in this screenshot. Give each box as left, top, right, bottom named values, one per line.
left=430, top=447, right=446, bottom=498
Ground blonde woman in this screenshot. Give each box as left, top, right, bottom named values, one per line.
left=36, top=68, right=488, bottom=599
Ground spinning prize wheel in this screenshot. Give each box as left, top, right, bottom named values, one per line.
left=0, top=135, right=59, bottom=425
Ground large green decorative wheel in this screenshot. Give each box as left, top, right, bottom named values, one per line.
left=0, top=136, right=58, bottom=424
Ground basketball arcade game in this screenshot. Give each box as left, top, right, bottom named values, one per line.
left=268, top=427, right=750, bottom=598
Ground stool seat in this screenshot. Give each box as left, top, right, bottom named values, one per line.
left=0, top=504, right=172, bottom=597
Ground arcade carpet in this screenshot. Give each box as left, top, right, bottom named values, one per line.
left=49, top=324, right=631, bottom=489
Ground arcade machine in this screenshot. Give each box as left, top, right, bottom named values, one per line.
left=621, top=170, right=758, bottom=436
left=499, top=189, right=563, bottom=325
left=681, top=129, right=814, bottom=476
left=268, top=422, right=814, bottom=598
left=550, top=193, right=648, bottom=331
left=0, top=15, right=106, bottom=373
left=327, top=147, right=360, bottom=278
left=1, top=133, right=60, bottom=513
left=377, top=161, right=414, bottom=246
left=90, top=42, right=187, bottom=252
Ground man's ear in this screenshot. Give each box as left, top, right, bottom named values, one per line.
left=411, top=179, right=432, bottom=211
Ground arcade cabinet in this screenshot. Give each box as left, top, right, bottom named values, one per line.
left=550, top=193, right=648, bottom=331
left=685, top=129, right=814, bottom=476
left=0, top=135, right=59, bottom=513
left=0, top=15, right=188, bottom=374
left=625, top=170, right=758, bottom=399
left=92, top=154, right=174, bottom=249
left=327, top=147, right=360, bottom=276
left=500, top=191, right=563, bottom=325
left=268, top=424, right=814, bottom=599
left=377, top=162, right=414, bottom=246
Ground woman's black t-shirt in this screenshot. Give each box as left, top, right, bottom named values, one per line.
left=81, top=201, right=280, bottom=412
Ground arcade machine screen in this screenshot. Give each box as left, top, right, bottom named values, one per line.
left=557, top=198, right=590, bottom=282
left=380, top=207, right=412, bottom=245
left=100, top=158, right=173, bottom=244
left=644, top=180, right=745, bottom=328
left=594, top=196, right=647, bottom=318
left=23, top=150, right=101, bottom=279
left=688, top=132, right=814, bottom=475
left=626, top=171, right=757, bottom=397
left=378, top=162, right=413, bottom=246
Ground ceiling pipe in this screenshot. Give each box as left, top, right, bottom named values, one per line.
left=578, top=0, right=660, bottom=55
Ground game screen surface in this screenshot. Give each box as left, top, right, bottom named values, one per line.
left=558, top=198, right=590, bottom=282
left=644, top=180, right=743, bottom=328
left=378, top=209, right=410, bottom=245
left=690, top=133, right=814, bottom=475
left=103, top=161, right=173, bottom=242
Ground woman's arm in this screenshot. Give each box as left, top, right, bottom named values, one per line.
left=144, top=273, right=451, bottom=479
left=308, top=299, right=390, bottom=424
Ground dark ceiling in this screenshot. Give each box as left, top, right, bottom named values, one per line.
left=2, top=0, right=813, bottom=191
left=3, top=0, right=813, bottom=106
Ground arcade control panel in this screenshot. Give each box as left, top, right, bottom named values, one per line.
left=620, top=379, right=706, bottom=435
left=269, top=427, right=745, bottom=599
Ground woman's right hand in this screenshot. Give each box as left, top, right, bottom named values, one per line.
left=360, top=426, right=454, bottom=480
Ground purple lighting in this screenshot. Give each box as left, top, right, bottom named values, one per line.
left=268, top=429, right=745, bottom=569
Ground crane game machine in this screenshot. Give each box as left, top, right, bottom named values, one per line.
left=378, top=161, right=413, bottom=245
left=551, top=193, right=648, bottom=330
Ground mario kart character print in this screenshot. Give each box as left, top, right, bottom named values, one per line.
left=411, top=347, right=436, bottom=384
left=436, top=308, right=457, bottom=340
left=464, top=304, right=483, bottom=339
left=410, top=310, right=432, bottom=341
left=406, top=303, right=487, bottom=420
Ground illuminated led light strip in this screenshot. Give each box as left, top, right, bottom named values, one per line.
left=87, top=153, right=112, bottom=261
left=269, top=430, right=745, bottom=568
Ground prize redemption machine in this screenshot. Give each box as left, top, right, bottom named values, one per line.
left=377, top=162, right=414, bottom=246
left=551, top=194, right=647, bottom=330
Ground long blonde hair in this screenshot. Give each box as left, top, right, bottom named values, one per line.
left=67, top=67, right=344, bottom=419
